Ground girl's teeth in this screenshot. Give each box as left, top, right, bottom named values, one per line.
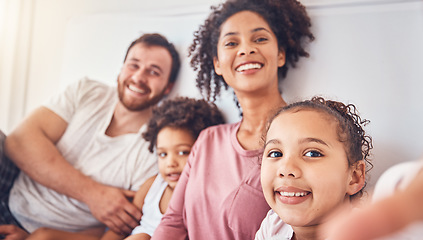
left=279, top=191, right=308, bottom=197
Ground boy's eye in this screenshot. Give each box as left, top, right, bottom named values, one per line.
left=178, top=151, right=190, bottom=156
left=304, top=150, right=323, bottom=158
left=267, top=150, right=282, bottom=158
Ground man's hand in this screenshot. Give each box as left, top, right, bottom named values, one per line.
left=0, top=225, right=28, bottom=240
left=85, top=185, right=141, bottom=235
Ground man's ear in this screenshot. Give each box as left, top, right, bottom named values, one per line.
left=347, top=160, right=366, bottom=196
left=163, top=82, right=174, bottom=95
left=213, top=57, right=222, bottom=76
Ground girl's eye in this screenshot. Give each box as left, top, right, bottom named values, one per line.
left=178, top=151, right=190, bottom=156
left=158, top=152, right=167, bottom=158
left=267, top=150, right=282, bottom=158
left=304, top=150, right=323, bottom=158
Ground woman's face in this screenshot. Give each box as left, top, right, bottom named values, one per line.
left=261, top=109, right=365, bottom=228
left=213, top=11, right=285, bottom=96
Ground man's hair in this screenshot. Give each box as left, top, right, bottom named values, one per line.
left=124, top=33, right=181, bottom=84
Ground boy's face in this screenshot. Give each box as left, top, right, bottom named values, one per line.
left=261, top=110, right=360, bottom=228
left=156, top=127, right=195, bottom=190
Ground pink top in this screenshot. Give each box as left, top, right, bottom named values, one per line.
left=152, top=122, right=270, bottom=240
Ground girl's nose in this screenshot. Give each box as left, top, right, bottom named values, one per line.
left=277, top=156, right=302, bottom=178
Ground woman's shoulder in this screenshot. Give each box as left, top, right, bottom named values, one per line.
left=200, top=121, right=240, bottom=136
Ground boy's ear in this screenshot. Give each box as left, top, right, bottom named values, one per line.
left=347, top=160, right=366, bottom=196
left=213, top=57, right=222, bottom=76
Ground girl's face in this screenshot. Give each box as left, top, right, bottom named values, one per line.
left=213, top=11, right=285, bottom=96
left=261, top=109, right=364, bottom=228
left=156, top=127, right=195, bottom=190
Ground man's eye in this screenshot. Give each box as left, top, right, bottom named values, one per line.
left=149, top=70, right=160, bottom=76
left=267, top=151, right=282, bottom=158
left=304, top=151, right=323, bottom=158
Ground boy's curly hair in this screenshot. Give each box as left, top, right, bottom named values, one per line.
left=189, top=0, right=315, bottom=102
left=143, top=97, right=225, bottom=153
left=263, top=96, right=373, bottom=200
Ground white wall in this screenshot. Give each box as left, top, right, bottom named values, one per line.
left=1, top=0, right=422, bottom=188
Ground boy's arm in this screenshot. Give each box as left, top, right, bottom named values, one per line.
left=101, top=175, right=158, bottom=240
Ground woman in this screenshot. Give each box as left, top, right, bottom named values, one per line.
left=152, top=0, right=314, bottom=239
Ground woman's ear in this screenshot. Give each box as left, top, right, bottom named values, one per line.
left=213, top=57, right=222, bottom=76
left=277, top=48, right=286, bottom=67
left=347, top=160, right=366, bottom=196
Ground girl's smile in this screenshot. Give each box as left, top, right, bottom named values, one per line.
left=261, top=109, right=356, bottom=227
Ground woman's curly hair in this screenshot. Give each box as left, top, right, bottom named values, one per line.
left=189, top=0, right=315, bottom=102
left=143, top=97, right=225, bottom=153
left=263, top=96, right=373, bottom=201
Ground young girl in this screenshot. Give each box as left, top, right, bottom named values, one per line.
left=256, top=96, right=373, bottom=240
left=152, top=0, right=314, bottom=239
left=26, top=97, right=224, bottom=240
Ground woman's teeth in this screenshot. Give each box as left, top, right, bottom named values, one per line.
left=236, top=63, right=262, bottom=72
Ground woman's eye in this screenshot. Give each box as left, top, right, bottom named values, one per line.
left=255, top=37, right=268, bottom=43
left=158, top=152, right=167, bottom=158
left=305, top=150, right=323, bottom=158
left=224, top=41, right=237, bottom=47
left=267, top=150, right=282, bottom=158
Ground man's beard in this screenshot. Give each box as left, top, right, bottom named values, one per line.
left=118, top=82, right=168, bottom=111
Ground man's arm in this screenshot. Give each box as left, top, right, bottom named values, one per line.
left=5, top=107, right=141, bottom=234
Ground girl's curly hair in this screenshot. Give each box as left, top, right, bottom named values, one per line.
left=142, top=97, right=225, bottom=153
left=189, top=0, right=315, bottom=102
left=263, top=96, right=373, bottom=200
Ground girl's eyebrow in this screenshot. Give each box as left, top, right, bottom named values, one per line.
left=299, top=137, right=329, bottom=147
left=264, top=139, right=281, bottom=148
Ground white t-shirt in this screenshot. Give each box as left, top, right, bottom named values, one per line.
left=131, top=174, right=168, bottom=237
left=255, top=210, right=294, bottom=240
left=9, top=78, right=158, bottom=232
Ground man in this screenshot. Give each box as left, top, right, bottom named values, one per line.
left=0, top=33, right=180, bottom=238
